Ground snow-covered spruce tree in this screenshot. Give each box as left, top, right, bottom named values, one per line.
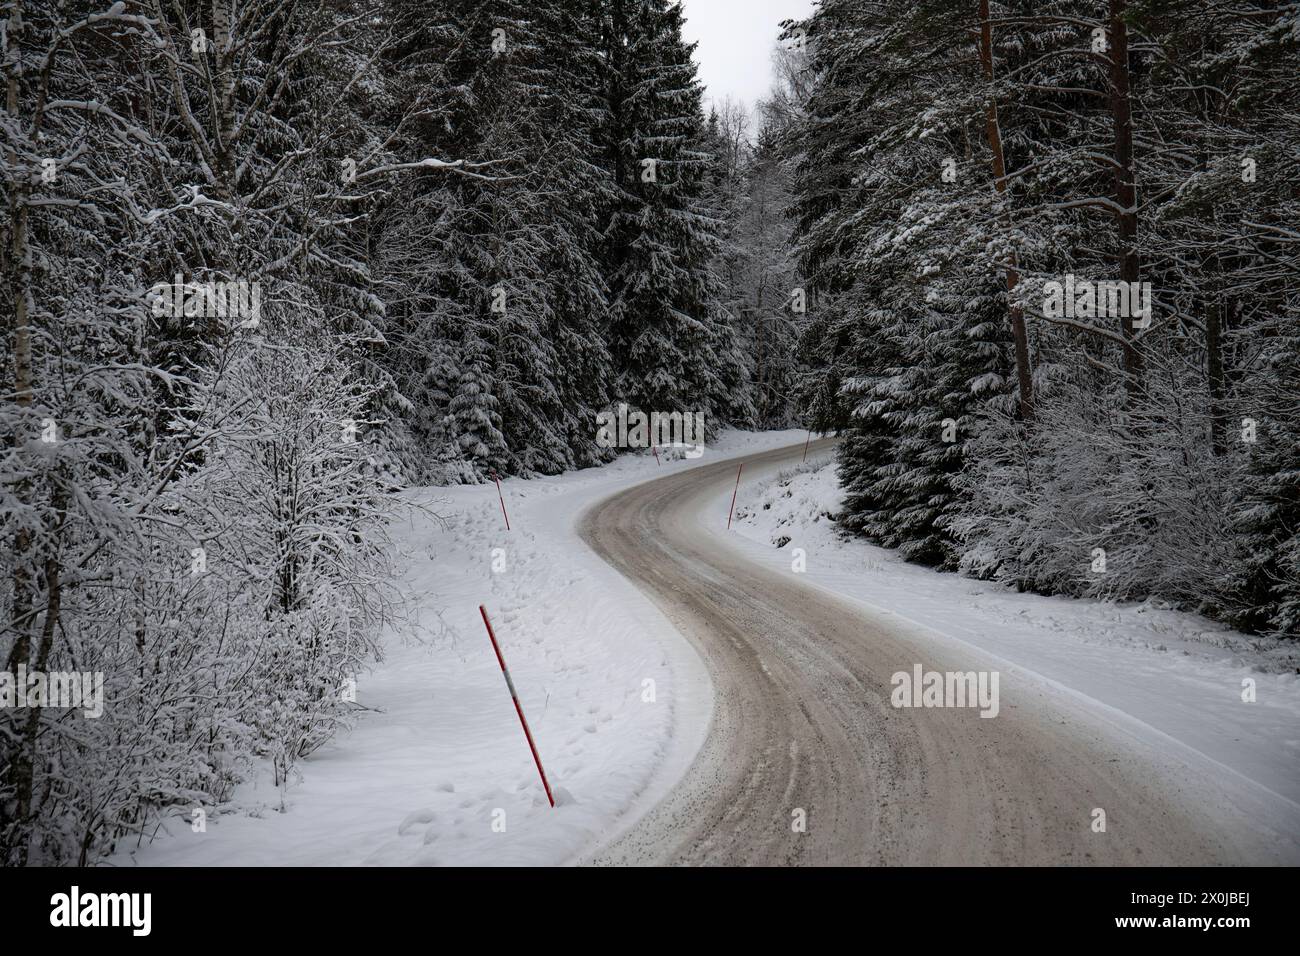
left=1225, top=324, right=1300, bottom=637
left=597, top=0, right=751, bottom=428
left=784, top=0, right=1014, bottom=567
left=541, top=0, right=625, bottom=468
left=785, top=0, right=1298, bottom=633
left=951, top=1, right=1299, bottom=630
left=782, top=4, right=880, bottom=437
left=373, top=0, right=617, bottom=479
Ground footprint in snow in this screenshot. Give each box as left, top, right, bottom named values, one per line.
left=398, top=808, right=436, bottom=835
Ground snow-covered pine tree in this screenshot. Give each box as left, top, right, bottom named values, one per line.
left=789, top=0, right=1297, bottom=634
left=785, top=0, right=1012, bottom=566
left=597, top=0, right=750, bottom=428
left=374, top=0, right=617, bottom=478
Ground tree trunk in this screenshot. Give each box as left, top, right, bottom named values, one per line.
left=213, top=0, right=237, bottom=203
left=13, top=545, right=64, bottom=864
left=1206, top=291, right=1225, bottom=455
left=1107, top=0, right=1144, bottom=406
left=977, top=0, right=1034, bottom=422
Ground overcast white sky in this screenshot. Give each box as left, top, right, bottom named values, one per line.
left=679, top=0, right=817, bottom=110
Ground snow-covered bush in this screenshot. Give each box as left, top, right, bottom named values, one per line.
left=953, top=373, right=1240, bottom=612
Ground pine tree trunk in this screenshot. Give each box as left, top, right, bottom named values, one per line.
left=977, top=0, right=1034, bottom=422
left=1107, top=0, right=1144, bottom=405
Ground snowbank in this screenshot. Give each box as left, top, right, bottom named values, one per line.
left=114, top=430, right=806, bottom=866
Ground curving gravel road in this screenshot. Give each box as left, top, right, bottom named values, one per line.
left=575, top=439, right=1292, bottom=866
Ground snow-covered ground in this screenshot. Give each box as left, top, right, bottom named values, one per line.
left=113, top=429, right=805, bottom=867
left=727, top=459, right=1300, bottom=810
left=115, top=432, right=1298, bottom=867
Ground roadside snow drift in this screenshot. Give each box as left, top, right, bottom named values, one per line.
left=115, top=430, right=805, bottom=866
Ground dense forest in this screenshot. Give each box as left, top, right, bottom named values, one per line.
left=785, top=0, right=1298, bottom=638
left=2, top=0, right=1296, bottom=866
left=0, top=0, right=799, bottom=865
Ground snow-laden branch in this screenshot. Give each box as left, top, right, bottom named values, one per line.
left=354, top=157, right=516, bottom=183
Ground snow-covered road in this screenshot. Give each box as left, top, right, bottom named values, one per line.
left=117, top=433, right=1299, bottom=866
left=579, top=439, right=1299, bottom=864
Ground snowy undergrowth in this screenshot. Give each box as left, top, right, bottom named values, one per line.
left=114, top=430, right=805, bottom=867
left=730, top=459, right=1300, bottom=805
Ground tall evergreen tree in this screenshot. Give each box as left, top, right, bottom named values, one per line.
left=597, top=0, right=749, bottom=426
left=786, top=0, right=1298, bottom=633
left=375, top=0, right=617, bottom=477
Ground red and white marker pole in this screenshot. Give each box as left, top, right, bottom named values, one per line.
left=652, top=443, right=661, bottom=466
left=489, top=471, right=511, bottom=531
left=727, top=462, right=743, bottom=529
left=479, top=605, right=554, bottom=808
